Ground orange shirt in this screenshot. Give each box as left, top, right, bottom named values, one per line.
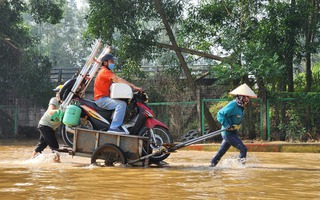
left=94, top=67, right=115, bottom=100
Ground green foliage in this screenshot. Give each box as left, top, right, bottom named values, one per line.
left=180, top=0, right=245, bottom=50
left=178, top=0, right=320, bottom=95
left=15, top=52, right=53, bottom=106
left=311, top=63, right=320, bottom=91
left=277, top=112, right=306, bottom=142
left=113, top=33, right=155, bottom=79
left=268, top=92, right=320, bottom=141
left=85, top=0, right=320, bottom=97
left=87, top=0, right=157, bottom=40
left=28, top=0, right=91, bottom=68
left=295, top=62, right=320, bottom=92
left=86, top=0, right=184, bottom=72
left=241, top=42, right=285, bottom=85
left=0, top=0, right=33, bottom=48
left=0, top=0, right=65, bottom=107
left=29, top=0, right=65, bottom=24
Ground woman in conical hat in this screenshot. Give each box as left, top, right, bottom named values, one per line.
left=210, top=83, right=257, bottom=167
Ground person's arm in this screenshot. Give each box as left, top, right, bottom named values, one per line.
left=111, top=75, right=143, bottom=92
left=47, top=105, right=59, bottom=115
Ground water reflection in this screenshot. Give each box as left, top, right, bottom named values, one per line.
left=0, top=140, right=319, bottom=199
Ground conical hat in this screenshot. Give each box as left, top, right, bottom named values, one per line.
left=229, top=83, right=257, bottom=98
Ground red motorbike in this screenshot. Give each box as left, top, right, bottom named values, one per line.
left=59, top=78, right=173, bottom=162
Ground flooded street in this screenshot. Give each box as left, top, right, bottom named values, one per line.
left=0, top=140, right=319, bottom=199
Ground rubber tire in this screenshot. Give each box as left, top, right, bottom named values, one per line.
left=138, top=126, right=173, bottom=163
left=59, top=78, right=76, bottom=101
left=61, top=124, right=73, bottom=148
left=91, top=143, right=127, bottom=167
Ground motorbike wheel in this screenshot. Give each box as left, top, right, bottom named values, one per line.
left=138, top=125, right=173, bottom=163
left=61, top=117, right=94, bottom=148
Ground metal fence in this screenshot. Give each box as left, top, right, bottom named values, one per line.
left=150, top=97, right=320, bottom=142
left=148, top=99, right=263, bottom=141
left=50, top=68, right=81, bottom=83
left=2, top=98, right=319, bottom=141
left=0, top=105, right=18, bottom=137
left=267, top=98, right=320, bottom=141
left=148, top=101, right=198, bottom=141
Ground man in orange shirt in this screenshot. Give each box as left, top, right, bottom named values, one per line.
left=94, top=54, right=142, bottom=134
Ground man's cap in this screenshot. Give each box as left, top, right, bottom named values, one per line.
left=53, top=85, right=63, bottom=92
left=101, top=54, right=115, bottom=62
left=229, top=83, right=257, bottom=98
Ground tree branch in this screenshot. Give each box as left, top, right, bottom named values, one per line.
left=1, top=38, right=22, bottom=52
left=156, top=42, right=225, bottom=62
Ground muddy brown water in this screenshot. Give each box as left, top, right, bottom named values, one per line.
left=0, top=140, right=319, bottom=200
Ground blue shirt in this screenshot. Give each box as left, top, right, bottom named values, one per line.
left=217, top=100, right=244, bottom=136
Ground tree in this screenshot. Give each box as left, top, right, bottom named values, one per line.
left=299, top=0, right=320, bottom=92
left=84, top=0, right=320, bottom=140
left=0, top=0, right=65, bottom=106
left=0, top=0, right=32, bottom=103
left=29, top=0, right=91, bottom=68
left=29, top=0, right=65, bottom=24
left=86, top=0, right=220, bottom=131
left=0, top=0, right=66, bottom=136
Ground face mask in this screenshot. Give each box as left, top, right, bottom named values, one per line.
left=108, top=63, right=115, bottom=70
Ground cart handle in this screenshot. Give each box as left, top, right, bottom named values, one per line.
left=172, top=129, right=225, bottom=151
left=127, top=129, right=225, bottom=165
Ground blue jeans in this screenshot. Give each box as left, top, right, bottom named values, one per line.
left=211, top=132, right=247, bottom=165
left=95, top=97, right=127, bottom=129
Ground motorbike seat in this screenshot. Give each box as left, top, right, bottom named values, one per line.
left=80, top=99, right=114, bottom=113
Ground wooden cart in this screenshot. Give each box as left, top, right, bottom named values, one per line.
left=61, top=128, right=225, bottom=167
left=70, top=128, right=149, bottom=167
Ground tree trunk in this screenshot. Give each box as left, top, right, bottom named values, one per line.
left=304, top=0, right=318, bottom=131
left=287, top=56, right=294, bottom=92
left=305, top=0, right=317, bottom=92
left=257, top=77, right=267, bottom=140
left=154, top=0, right=219, bottom=131
left=286, top=0, right=296, bottom=92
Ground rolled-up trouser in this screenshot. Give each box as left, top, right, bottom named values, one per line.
left=95, top=96, right=127, bottom=129
left=34, top=125, right=59, bottom=153
left=211, top=132, right=247, bottom=165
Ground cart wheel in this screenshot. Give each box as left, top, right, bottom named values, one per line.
left=91, top=144, right=127, bottom=167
